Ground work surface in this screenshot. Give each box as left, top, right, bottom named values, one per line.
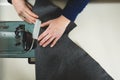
left=0, top=2, right=120, bottom=80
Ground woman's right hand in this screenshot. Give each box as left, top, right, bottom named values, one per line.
left=12, top=0, right=38, bottom=23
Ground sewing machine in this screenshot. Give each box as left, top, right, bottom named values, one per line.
left=0, top=21, right=36, bottom=63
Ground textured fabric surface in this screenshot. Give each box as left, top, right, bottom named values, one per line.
left=33, top=0, right=113, bottom=80
left=35, top=26, right=113, bottom=80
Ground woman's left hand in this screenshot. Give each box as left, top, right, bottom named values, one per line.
left=38, top=15, right=70, bottom=47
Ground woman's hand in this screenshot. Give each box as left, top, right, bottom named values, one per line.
left=12, top=0, right=38, bottom=23
left=38, top=15, right=70, bottom=47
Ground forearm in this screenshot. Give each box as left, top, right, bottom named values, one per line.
left=62, top=0, right=89, bottom=21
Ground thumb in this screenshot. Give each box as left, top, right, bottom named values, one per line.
left=41, top=20, right=52, bottom=27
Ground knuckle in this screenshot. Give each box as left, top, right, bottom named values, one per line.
left=44, top=29, right=49, bottom=33
left=55, top=34, right=60, bottom=38
left=44, top=42, right=50, bottom=46
left=25, top=7, right=28, bottom=10
left=52, top=32, right=57, bottom=36
left=31, top=18, right=35, bottom=21
left=45, top=42, right=49, bottom=46
left=41, top=40, right=45, bottom=43
left=48, top=32, right=53, bottom=37
left=44, top=38, right=47, bottom=41
left=40, top=35, right=43, bottom=38
left=40, top=41, right=44, bottom=45
left=44, top=38, right=48, bottom=42
left=18, top=8, right=25, bottom=14
left=18, top=11, right=23, bottom=15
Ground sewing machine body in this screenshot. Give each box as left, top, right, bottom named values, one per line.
left=0, top=21, right=35, bottom=58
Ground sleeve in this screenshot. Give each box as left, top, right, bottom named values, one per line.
left=62, top=0, right=89, bottom=21
left=7, top=0, right=89, bottom=21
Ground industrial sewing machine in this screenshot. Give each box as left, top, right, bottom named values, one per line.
left=0, top=0, right=62, bottom=64
left=0, top=21, right=38, bottom=63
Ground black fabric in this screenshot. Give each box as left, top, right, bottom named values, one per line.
left=7, top=0, right=12, bottom=3
left=32, top=0, right=62, bottom=23
left=33, top=0, right=113, bottom=79
left=35, top=35, right=113, bottom=80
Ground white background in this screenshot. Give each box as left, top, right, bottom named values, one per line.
left=0, top=0, right=120, bottom=80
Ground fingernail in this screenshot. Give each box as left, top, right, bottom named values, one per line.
left=50, top=45, right=53, bottom=47
left=38, top=38, right=40, bottom=41
left=43, top=45, right=46, bottom=47
left=40, top=43, right=42, bottom=46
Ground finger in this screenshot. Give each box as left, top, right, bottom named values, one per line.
left=40, top=34, right=52, bottom=46
left=20, top=16, right=30, bottom=23
left=41, top=20, right=52, bottom=27
left=42, top=37, right=55, bottom=47
left=26, top=3, right=32, bottom=10
left=21, top=12, right=36, bottom=23
left=21, top=16, right=33, bottom=23
left=20, top=16, right=25, bottom=21
left=50, top=37, right=59, bottom=47
left=38, top=30, right=49, bottom=41
left=25, top=8, right=38, bottom=18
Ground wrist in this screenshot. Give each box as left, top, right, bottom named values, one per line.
left=58, top=15, right=71, bottom=27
